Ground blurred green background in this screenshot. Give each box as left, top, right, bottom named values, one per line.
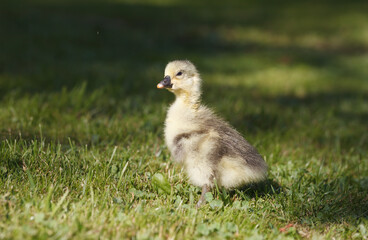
left=1, top=0, right=367, bottom=144
left=1, top=0, right=368, bottom=239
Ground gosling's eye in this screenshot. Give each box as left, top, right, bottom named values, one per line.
left=176, top=71, right=183, bottom=76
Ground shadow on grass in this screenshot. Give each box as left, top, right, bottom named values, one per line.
left=224, top=175, right=368, bottom=224
left=236, top=179, right=284, bottom=197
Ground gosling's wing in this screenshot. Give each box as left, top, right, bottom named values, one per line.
left=198, top=111, right=266, bottom=170
left=217, top=123, right=266, bottom=170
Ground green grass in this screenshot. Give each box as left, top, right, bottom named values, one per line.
left=1, top=0, right=368, bottom=239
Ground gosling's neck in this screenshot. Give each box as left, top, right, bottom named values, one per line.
left=174, top=90, right=201, bottom=111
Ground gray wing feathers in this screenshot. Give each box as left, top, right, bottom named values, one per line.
left=201, top=114, right=267, bottom=171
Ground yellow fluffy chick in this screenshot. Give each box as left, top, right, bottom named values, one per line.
left=157, top=60, right=267, bottom=207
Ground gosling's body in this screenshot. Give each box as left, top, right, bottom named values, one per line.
left=158, top=60, right=267, bottom=205
left=165, top=99, right=267, bottom=189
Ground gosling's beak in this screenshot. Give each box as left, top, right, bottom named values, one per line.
left=157, top=75, right=173, bottom=89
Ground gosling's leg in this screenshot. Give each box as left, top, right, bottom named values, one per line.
left=196, top=184, right=209, bottom=208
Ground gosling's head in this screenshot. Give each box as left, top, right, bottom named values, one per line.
left=157, top=60, right=201, bottom=98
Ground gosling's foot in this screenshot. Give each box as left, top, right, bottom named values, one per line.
left=196, top=184, right=209, bottom=208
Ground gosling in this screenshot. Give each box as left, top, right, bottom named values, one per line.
left=157, top=60, right=267, bottom=207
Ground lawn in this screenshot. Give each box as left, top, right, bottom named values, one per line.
left=1, top=0, right=368, bottom=239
